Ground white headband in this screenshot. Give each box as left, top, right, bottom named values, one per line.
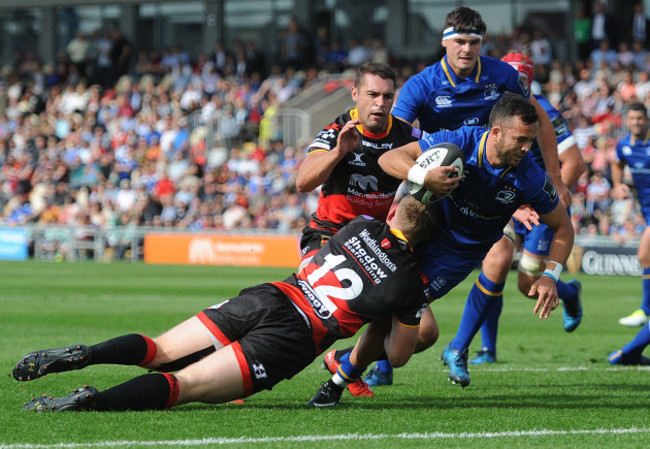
left=442, top=27, right=484, bottom=41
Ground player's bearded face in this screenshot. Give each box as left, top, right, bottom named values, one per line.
left=627, top=110, right=648, bottom=137
left=495, top=120, right=538, bottom=167
left=354, top=74, right=395, bottom=133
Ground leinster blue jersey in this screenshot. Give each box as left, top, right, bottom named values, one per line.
left=393, top=55, right=529, bottom=133
left=528, top=95, right=577, bottom=169
left=417, top=126, right=559, bottom=253
left=615, top=130, right=650, bottom=211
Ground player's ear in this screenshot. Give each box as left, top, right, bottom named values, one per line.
left=351, top=86, right=359, bottom=102
left=386, top=205, right=397, bottom=224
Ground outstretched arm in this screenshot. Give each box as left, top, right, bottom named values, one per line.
left=528, top=204, right=575, bottom=319
left=531, top=96, right=571, bottom=208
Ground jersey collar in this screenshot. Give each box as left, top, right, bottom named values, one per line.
left=441, top=55, right=482, bottom=87
left=390, top=228, right=413, bottom=252
left=350, top=108, right=392, bottom=138
left=478, top=130, right=513, bottom=178
left=631, top=130, right=650, bottom=145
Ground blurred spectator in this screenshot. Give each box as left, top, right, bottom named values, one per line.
left=630, top=2, right=649, bottom=46
left=589, top=40, right=617, bottom=70
left=530, top=30, right=552, bottom=69
left=280, top=16, right=310, bottom=70
left=585, top=171, right=611, bottom=216
left=347, top=38, right=373, bottom=67
left=66, top=32, right=90, bottom=83
left=590, top=2, right=618, bottom=50
left=574, top=7, right=592, bottom=61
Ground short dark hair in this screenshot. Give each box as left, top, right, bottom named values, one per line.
left=488, top=92, right=538, bottom=128
left=627, top=102, right=648, bottom=117
left=355, top=62, right=396, bottom=89
left=444, top=7, right=487, bottom=36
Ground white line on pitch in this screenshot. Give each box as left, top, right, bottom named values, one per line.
left=2, top=427, right=650, bottom=448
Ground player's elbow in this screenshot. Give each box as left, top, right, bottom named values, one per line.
left=295, top=177, right=310, bottom=193
left=295, top=173, right=315, bottom=193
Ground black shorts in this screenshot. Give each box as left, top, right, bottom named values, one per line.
left=299, top=226, right=335, bottom=261
left=197, top=283, right=315, bottom=396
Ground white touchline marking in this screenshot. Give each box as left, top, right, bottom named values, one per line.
left=2, top=428, right=650, bottom=448
left=471, top=366, right=650, bottom=372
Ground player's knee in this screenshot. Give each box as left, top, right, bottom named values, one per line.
left=482, top=242, right=515, bottom=281
left=518, top=252, right=544, bottom=278
left=388, top=352, right=412, bottom=368
left=416, top=324, right=439, bottom=352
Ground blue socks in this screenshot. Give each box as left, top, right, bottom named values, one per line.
left=623, top=322, right=650, bottom=358
left=479, top=295, right=503, bottom=354
left=557, top=280, right=578, bottom=305
left=452, top=271, right=504, bottom=352
left=642, top=268, right=650, bottom=315
left=332, top=353, right=365, bottom=387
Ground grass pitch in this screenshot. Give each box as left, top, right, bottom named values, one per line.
left=1, top=261, right=649, bottom=449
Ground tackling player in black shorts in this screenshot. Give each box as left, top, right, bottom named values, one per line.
left=13, top=196, right=436, bottom=412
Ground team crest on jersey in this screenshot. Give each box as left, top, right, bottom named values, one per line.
left=483, top=86, right=500, bottom=101
left=381, top=238, right=391, bottom=249
left=252, top=363, right=267, bottom=380
left=495, top=189, right=517, bottom=204
left=435, top=96, right=453, bottom=108
left=348, top=153, right=366, bottom=166
left=622, top=145, right=632, bottom=156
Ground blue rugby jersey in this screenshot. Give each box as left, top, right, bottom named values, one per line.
left=417, top=126, right=559, bottom=251
left=528, top=95, right=577, bottom=169
left=615, top=130, right=650, bottom=213
left=393, top=55, right=529, bottom=132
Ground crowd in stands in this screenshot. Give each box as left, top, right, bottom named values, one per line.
left=1, top=12, right=649, bottom=259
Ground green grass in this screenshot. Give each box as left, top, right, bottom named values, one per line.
left=1, top=261, right=649, bottom=449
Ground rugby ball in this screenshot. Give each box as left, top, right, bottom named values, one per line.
left=409, top=142, right=465, bottom=203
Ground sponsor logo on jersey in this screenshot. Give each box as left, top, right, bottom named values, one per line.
left=349, top=173, right=379, bottom=191
left=463, top=117, right=480, bottom=126
left=543, top=173, right=558, bottom=202
left=361, top=141, right=394, bottom=150
left=298, top=279, right=337, bottom=319
left=517, top=77, right=530, bottom=97
left=435, top=96, right=453, bottom=108
left=344, top=235, right=391, bottom=284
left=348, top=152, right=366, bottom=166
left=484, top=86, right=500, bottom=102
left=551, top=115, right=568, bottom=137
left=381, top=238, right=391, bottom=249
left=495, top=189, right=517, bottom=204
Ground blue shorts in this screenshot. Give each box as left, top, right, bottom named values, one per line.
left=514, top=221, right=554, bottom=256
left=416, top=238, right=489, bottom=300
